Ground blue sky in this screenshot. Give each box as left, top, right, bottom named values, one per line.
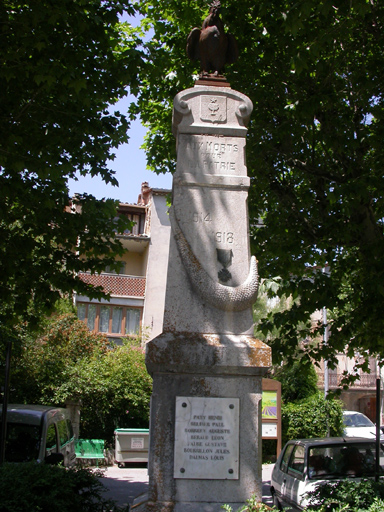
left=67, top=14, right=173, bottom=204
left=67, top=95, right=172, bottom=204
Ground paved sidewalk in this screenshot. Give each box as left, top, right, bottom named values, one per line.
left=98, top=463, right=274, bottom=509
left=98, top=463, right=148, bottom=510
left=262, top=463, right=274, bottom=507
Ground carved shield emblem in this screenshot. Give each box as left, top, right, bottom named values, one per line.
left=200, top=96, right=227, bottom=123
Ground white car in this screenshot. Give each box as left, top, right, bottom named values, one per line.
left=343, top=411, right=383, bottom=440
left=0, top=404, right=76, bottom=466
left=270, top=437, right=384, bottom=511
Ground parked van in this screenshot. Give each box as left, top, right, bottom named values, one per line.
left=0, top=404, right=76, bottom=466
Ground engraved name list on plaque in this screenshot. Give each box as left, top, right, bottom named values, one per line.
left=174, top=396, right=239, bottom=480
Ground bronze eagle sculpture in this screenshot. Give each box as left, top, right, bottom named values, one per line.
left=186, top=0, right=238, bottom=76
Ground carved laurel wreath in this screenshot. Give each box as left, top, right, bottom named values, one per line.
left=169, top=208, right=259, bottom=312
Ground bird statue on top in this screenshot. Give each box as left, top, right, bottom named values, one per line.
left=186, top=0, right=238, bottom=77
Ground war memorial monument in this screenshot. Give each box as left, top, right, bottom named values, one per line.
left=140, top=2, right=272, bottom=510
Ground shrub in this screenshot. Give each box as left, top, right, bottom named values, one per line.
left=306, top=479, right=384, bottom=511
left=222, top=495, right=277, bottom=511
left=56, top=340, right=152, bottom=442
left=10, top=313, right=110, bottom=405
left=9, top=313, right=152, bottom=442
left=282, top=393, right=343, bottom=444
left=0, top=461, right=126, bottom=512
left=274, top=359, right=319, bottom=403
left=262, top=439, right=278, bottom=463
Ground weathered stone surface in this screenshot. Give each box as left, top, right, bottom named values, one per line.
left=143, top=84, right=271, bottom=512
left=146, top=372, right=263, bottom=512
left=164, top=86, right=258, bottom=335
left=146, top=332, right=271, bottom=375
left=172, top=86, right=252, bottom=136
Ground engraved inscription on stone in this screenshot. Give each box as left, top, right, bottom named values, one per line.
left=200, top=96, right=227, bottom=123
left=174, top=396, right=239, bottom=480
left=177, top=134, right=244, bottom=177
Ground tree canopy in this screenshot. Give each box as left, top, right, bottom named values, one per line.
left=273, top=359, right=319, bottom=403
left=8, top=313, right=152, bottom=441
left=131, top=0, right=384, bottom=371
left=0, top=0, right=143, bottom=326
left=2, top=0, right=383, bottom=374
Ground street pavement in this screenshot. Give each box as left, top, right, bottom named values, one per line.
left=97, top=463, right=274, bottom=509
left=98, top=462, right=148, bottom=510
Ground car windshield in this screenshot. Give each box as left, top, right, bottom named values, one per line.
left=308, top=442, right=384, bottom=480
left=343, top=413, right=374, bottom=427
left=5, top=422, right=41, bottom=462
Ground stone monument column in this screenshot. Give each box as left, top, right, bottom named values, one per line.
left=142, top=81, right=271, bottom=512
left=141, top=3, right=271, bottom=510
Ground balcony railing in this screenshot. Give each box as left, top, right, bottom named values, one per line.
left=317, top=372, right=378, bottom=389
left=79, top=272, right=146, bottom=297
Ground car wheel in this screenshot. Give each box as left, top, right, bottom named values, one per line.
left=273, top=494, right=282, bottom=511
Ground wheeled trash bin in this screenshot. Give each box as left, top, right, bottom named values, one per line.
left=114, top=428, right=149, bottom=468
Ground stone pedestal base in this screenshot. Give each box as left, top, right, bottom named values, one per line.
left=139, top=332, right=271, bottom=512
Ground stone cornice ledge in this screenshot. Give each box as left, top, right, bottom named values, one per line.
left=174, top=173, right=250, bottom=190
left=145, top=332, right=271, bottom=376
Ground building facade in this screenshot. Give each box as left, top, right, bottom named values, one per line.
left=317, top=355, right=381, bottom=423
left=311, top=310, right=383, bottom=423
left=75, top=183, right=171, bottom=343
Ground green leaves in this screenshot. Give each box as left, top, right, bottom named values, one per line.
left=282, top=394, right=343, bottom=444
left=0, top=0, right=142, bottom=326
left=306, top=479, right=384, bottom=512
left=127, top=0, right=384, bottom=367
left=0, top=462, right=122, bottom=512
left=273, top=359, right=319, bottom=403
left=56, top=341, right=152, bottom=441
left=8, top=313, right=152, bottom=442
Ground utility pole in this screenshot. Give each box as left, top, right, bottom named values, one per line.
left=0, top=340, right=12, bottom=464
left=322, top=263, right=330, bottom=438
left=375, top=360, right=381, bottom=482
left=323, top=306, right=329, bottom=398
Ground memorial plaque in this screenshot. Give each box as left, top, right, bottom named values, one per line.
left=174, top=396, right=239, bottom=479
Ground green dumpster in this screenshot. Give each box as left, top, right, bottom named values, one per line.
left=114, top=428, right=149, bottom=467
